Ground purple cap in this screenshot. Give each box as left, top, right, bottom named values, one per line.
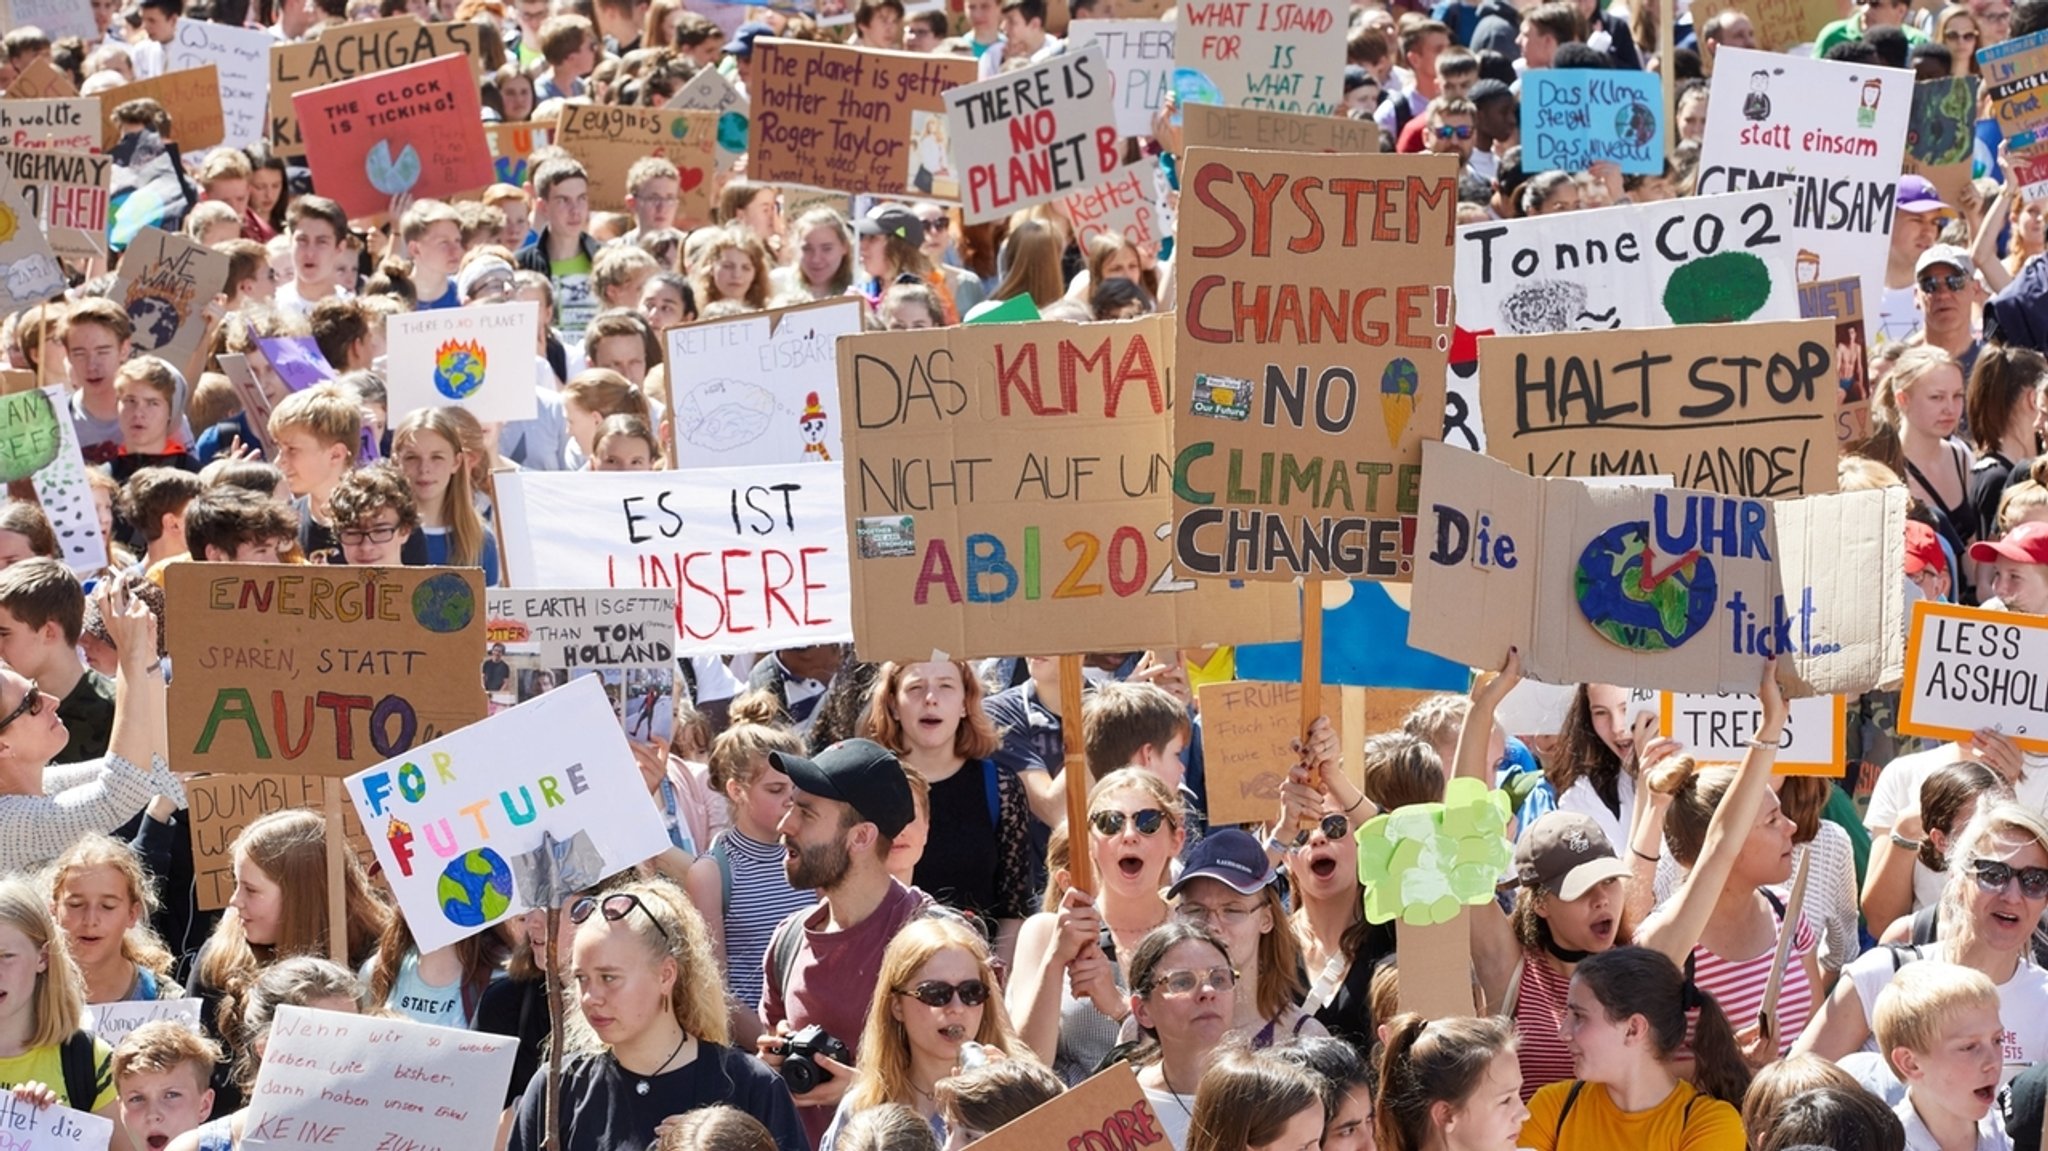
left=1896, top=174, right=1953, bottom=215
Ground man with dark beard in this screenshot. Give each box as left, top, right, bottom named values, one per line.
left=755, top=738, right=929, bottom=1146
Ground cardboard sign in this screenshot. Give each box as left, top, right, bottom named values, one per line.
left=664, top=297, right=864, bottom=467
left=294, top=54, right=491, bottom=221
left=346, top=675, right=670, bottom=952
left=1175, top=0, right=1345, bottom=116
left=96, top=66, right=224, bottom=151
left=166, top=565, right=489, bottom=777
left=0, top=0, right=97, bottom=41
left=267, top=17, right=488, bottom=155
left=0, top=1096, right=114, bottom=1149
left=1071, top=20, right=1173, bottom=139
left=384, top=301, right=542, bottom=423
left=168, top=20, right=273, bottom=149
left=1181, top=101, right=1379, bottom=153
left=1697, top=49, right=1912, bottom=332
left=1409, top=440, right=1908, bottom=696
left=1661, top=691, right=1846, bottom=776
left=1903, top=76, right=1979, bottom=208
left=945, top=47, right=1120, bottom=224
left=554, top=104, right=715, bottom=220
left=666, top=66, right=748, bottom=171
left=1688, top=0, right=1836, bottom=52
left=1200, top=679, right=1341, bottom=824
left=483, top=589, right=678, bottom=745
left=1055, top=157, right=1164, bottom=255
left=85, top=998, right=203, bottom=1047
left=839, top=317, right=1297, bottom=661
left=0, top=388, right=60, bottom=483
left=483, top=121, right=550, bottom=188
left=0, top=147, right=109, bottom=260
left=1899, top=601, right=2048, bottom=753
left=0, top=168, right=63, bottom=320
left=1981, top=29, right=2048, bottom=149
left=111, top=226, right=231, bottom=369
left=496, top=465, right=853, bottom=655
left=30, top=384, right=106, bottom=575
left=967, top=1064, right=1163, bottom=1151
left=244, top=1007, right=516, bottom=1149
left=1797, top=275, right=1872, bottom=446
left=747, top=39, right=975, bottom=197
left=1522, top=70, right=1663, bottom=175
left=4, top=58, right=78, bottom=100
left=187, top=772, right=375, bottom=910
left=1477, top=317, right=1840, bottom=498
left=0, top=98, right=99, bottom=151
left=1171, top=149, right=1458, bottom=581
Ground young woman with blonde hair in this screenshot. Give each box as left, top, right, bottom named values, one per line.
left=0, top=878, right=122, bottom=1140
left=391, top=407, right=500, bottom=584
left=47, top=833, right=181, bottom=1004
left=1862, top=344, right=1979, bottom=567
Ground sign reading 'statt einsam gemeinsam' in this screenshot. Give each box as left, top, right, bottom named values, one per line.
left=1899, top=600, right=2048, bottom=752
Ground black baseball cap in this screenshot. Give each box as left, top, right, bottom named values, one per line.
left=855, top=204, right=926, bottom=247
left=770, top=738, right=915, bottom=838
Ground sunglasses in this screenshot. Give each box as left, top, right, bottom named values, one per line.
left=1292, top=813, right=1351, bottom=848
left=1148, top=966, right=1238, bottom=996
left=1945, top=28, right=1980, bottom=38
left=1434, top=124, right=1473, bottom=140
left=0, top=682, right=42, bottom=733
left=1089, top=808, right=1168, bottom=837
left=569, top=893, right=669, bottom=940
left=1919, top=272, right=1969, bottom=294
left=1971, top=858, right=2048, bottom=899
left=897, top=979, right=990, bottom=1008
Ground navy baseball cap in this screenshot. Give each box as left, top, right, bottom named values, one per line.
left=725, top=21, right=776, bottom=58
left=770, top=738, right=916, bottom=838
left=1168, top=828, right=1274, bottom=897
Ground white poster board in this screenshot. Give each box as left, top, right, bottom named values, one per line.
left=384, top=301, right=541, bottom=423
left=1055, top=157, right=1165, bottom=255
left=0, top=1094, right=113, bottom=1148
left=1173, top=0, right=1345, bottom=115
left=667, top=65, right=748, bottom=171
left=1073, top=20, right=1173, bottom=138
left=168, top=21, right=272, bottom=150
left=85, top=997, right=204, bottom=1047
left=483, top=588, right=678, bottom=741
left=944, top=46, right=1121, bottom=224
left=1899, top=602, right=2048, bottom=753
left=664, top=297, right=864, bottom=467
left=33, top=384, right=107, bottom=576
left=1661, top=691, right=1846, bottom=774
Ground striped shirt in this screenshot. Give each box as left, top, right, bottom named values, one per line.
left=1512, top=954, right=1578, bottom=1100
left=712, top=829, right=817, bottom=1006
left=1687, top=898, right=1818, bottom=1057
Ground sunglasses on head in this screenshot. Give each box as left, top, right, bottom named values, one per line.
left=1090, top=808, right=1168, bottom=837
left=1434, top=124, right=1473, bottom=140
left=897, top=979, right=990, bottom=1008
left=569, top=892, right=670, bottom=940
left=1919, top=272, right=1969, bottom=294
left=1293, top=813, right=1351, bottom=848
left=1971, top=858, right=2048, bottom=899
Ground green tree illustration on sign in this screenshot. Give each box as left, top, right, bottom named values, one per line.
left=1355, top=777, right=1514, bottom=926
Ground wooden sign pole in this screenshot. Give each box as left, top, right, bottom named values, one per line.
left=322, top=778, right=347, bottom=965
left=1299, top=579, right=1325, bottom=800
left=1059, top=654, right=1092, bottom=893
left=1662, top=0, right=1678, bottom=152
left=543, top=907, right=565, bottom=1151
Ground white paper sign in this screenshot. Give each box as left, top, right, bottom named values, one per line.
left=1661, top=691, right=1845, bottom=773
left=496, top=465, right=853, bottom=655
left=85, top=997, right=203, bottom=1047
left=0, top=1094, right=114, bottom=1148
left=1056, top=157, right=1165, bottom=256
left=1073, top=20, right=1173, bottom=138
left=1174, top=0, right=1346, bottom=115
left=1697, top=49, right=1911, bottom=336
left=244, top=1006, right=517, bottom=1150
left=33, top=385, right=109, bottom=577
left=1899, top=602, right=2048, bottom=753
left=384, top=301, right=541, bottom=423
left=0, top=0, right=98, bottom=43
left=168, top=21, right=273, bottom=150
left=667, top=66, right=748, bottom=171
left=944, top=47, right=1122, bottom=224
left=483, top=588, right=678, bottom=740
left=345, top=675, right=668, bottom=952
left=665, top=298, right=864, bottom=467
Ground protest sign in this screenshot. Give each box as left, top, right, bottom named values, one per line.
left=1180, top=101, right=1379, bottom=152
left=483, top=121, right=550, bottom=188
left=1661, top=691, right=1846, bottom=775
left=110, top=226, right=231, bottom=369
left=0, top=1096, right=113, bottom=1149
left=31, top=384, right=106, bottom=574
left=166, top=565, right=488, bottom=777
left=1200, top=680, right=1341, bottom=824
left=1171, top=149, right=1458, bottom=581
left=244, top=1006, right=516, bottom=1149
left=1234, top=580, right=1473, bottom=689
left=345, top=675, right=669, bottom=952
left=168, top=19, right=272, bottom=149
left=0, top=0, right=97, bottom=41
left=1981, top=29, right=2048, bottom=154
left=666, top=65, right=749, bottom=171
left=1904, top=76, right=1979, bottom=208
left=497, top=465, right=853, bottom=655
left=1175, top=0, right=1345, bottom=116
left=256, top=335, right=333, bottom=391
left=1899, top=601, right=2048, bottom=753
left=268, top=17, right=488, bottom=155
left=96, top=67, right=224, bottom=151
left=1054, top=157, right=1163, bottom=254
left=85, top=998, right=202, bottom=1046
left=1477, top=317, right=1839, bottom=497
left=0, top=388, right=60, bottom=483
left=384, top=301, right=541, bottom=423
left=294, top=54, right=492, bottom=221
left=1797, top=274, right=1872, bottom=446
left=1687, top=0, right=1834, bottom=53
left=483, top=589, right=678, bottom=746
left=968, top=1064, right=1161, bottom=1151
left=188, top=772, right=375, bottom=909
left=0, top=169, right=64, bottom=320
left=0, top=98, right=99, bottom=151
left=1409, top=441, right=1908, bottom=696
left=554, top=104, right=717, bottom=221
left=3, top=59, right=78, bottom=99
left=838, top=316, right=1297, bottom=660
left=664, top=297, right=864, bottom=467
left=217, top=354, right=278, bottom=455
left=1522, top=70, right=1663, bottom=175
left=0, top=147, right=108, bottom=260
left=1697, top=48, right=1912, bottom=328
left=945, top=47, right=1121, bottom=224
left=747, top=39, right=975, bottom=197
left=1071, top=20, right=1173, bottom=138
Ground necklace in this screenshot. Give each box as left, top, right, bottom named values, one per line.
left=626, top=1028, right=689, bottom=1096
left=1157, top=1064, right=1195, bottom=1118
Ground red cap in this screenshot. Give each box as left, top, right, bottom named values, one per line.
left=1905, top=520, right=1948, bottom=576
left=1969, top=521, right=2048, bottom=567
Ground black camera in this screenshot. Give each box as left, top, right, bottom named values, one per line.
left=779, top=1025, right=852, bottom=1094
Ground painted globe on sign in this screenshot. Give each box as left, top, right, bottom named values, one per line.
left=411, top=571, right=477, bottom=633
left=1571, top=521, right=1718, bottom=652
left=718, top=111, right=749, bottom=154
left=434, top=347, right=487, bottom=400
left=438, top=848, right=514, bottom=928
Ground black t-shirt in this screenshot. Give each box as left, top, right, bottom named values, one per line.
left=296, top=497, right=341, bottom=564
left=483, top=658, right=513, bottom=694
left=475, top=975, right=547, bottom=1109
left=1309, top=919, right=1398, bottom=1049
left=508, top=1043, right=808, bottom=1151
left=913, top=763, right=1000, bottom=925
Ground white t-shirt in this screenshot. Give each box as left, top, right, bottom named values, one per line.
left=1844, top=946, right=2048, bottom=1085
left=1554, top=772, right=1636, bottom=857
left=1866, top=743, right=2048, bottom=914
left=1896, top=1093, right=2011, bottom=1151
left=1875, top=282, right=1924, bottom=344
left=1142, top=1087, right=1195, bottom=1151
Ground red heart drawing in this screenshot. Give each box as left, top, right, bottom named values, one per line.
left=679, top=168, right=706, bottom=192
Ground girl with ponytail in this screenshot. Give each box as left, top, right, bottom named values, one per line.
left=1520, top=945, right=1747, bottom=1150
left=1374, top=1013, right=1526, bottom=1151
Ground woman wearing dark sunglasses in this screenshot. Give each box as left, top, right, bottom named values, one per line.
left=1008, top=769, right=1185, bottom=1083
left=820, top=916, right=1026, bottom=1151
left=1796, top=799, right=2048, bottom=1091
left=507, top=882, right=807, bottom=1151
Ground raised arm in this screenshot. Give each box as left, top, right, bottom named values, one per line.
left=1860, top=806, right=1925, bottom=942
left=1461, top=649, right=1525, bottom=1009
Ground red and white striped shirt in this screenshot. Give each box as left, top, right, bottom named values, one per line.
left=1512, top=954, right=1579, bottom=1101
left=1687, top=901, right=1818, bottom=1056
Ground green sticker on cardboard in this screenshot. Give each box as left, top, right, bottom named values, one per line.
left=1356, top=777, right=1514, bottom=927
left=0, top=390, right=61, bottom=483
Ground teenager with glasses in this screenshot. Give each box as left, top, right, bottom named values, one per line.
left=325, top=463, right=418, bottom=568
left=1125, top=922, right=1238, bottom=1150
left=510, top=881, right=806, bottom=1151
left=1169, top=830, right=1325, bottom=1048
left=1009, top=769, right=1185, bottom=1082
left=820, top=917, right=1025, bottom=1151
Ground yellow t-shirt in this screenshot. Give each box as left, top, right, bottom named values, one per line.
left=1520, top=1079, right=1745, bottom=1151
left=0, top=1035, right=116, bottom=1112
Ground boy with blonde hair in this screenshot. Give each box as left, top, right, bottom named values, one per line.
left=111, top=356, right=197, bottom=479
left=1874, top=961, right=2009, bottom=1150
left=268, top=383, right=363, bottom=564
left=113, top=1020, right=220, bottom=1151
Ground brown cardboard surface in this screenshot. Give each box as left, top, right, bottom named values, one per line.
left=1687, top=0, right=1838, bottom=52
left=554, top=104, right=716, bottom=220
left=1477, top=317, right=1841, bottom=497
left=1398, top=918, right=1476, bottom=1020
left=1181, top=103, right=1379, bottom=154
left=166, top=564, right=488, bottom=777
left=837, top=315, right=1297, bottom=661
left=266, top=17, right=488, bottom=155
left=746, top=39, right=974, bottom=197
left=96, top=67, right=223, bottom=151
left=1408, top=441, right=1907, bottom=697
left=1171, top=147, right=1457, bottom=581
left=110, top=227, right=231, bottom=370
left=1199, top=680, right=1341, bottom=825
left=4, top=59, right=78, bottom=100
left=969, top=1063, right=1163, bottom=1151
left=187, top=773, right=374, bottom=910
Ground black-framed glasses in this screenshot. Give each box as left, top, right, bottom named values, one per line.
left=338, top=523, right=400, bottom=545
left=1147, top=966, right=1238, bottom=996
left=1919, top=272, right=1969, bottom=294
left=1434, top=124, right=1473, bottom=140
left=897, top=979, right=990, bottom=1008
left=1970, top=858, right=2048, bottom=899
left=0, top=682, right=43, bottom=733
left=569, top=893, right=669, bottom=939
left=1293, top=813, right=1351, bottom=848
left=1089, top=808, right=1167, bottom=837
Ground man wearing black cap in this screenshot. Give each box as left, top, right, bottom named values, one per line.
left=757, top=738, right=931, bottom=1144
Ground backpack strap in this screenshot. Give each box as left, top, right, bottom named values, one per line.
left=1760, top=886, right=1786, bottom=920
left=708, top=832, right=735, bottom=918
left=765, top=909, right=806, bottom=1010
left=58, top=1030, right=99, bottom=1112
left=1911, top=904, right=1941, bottom=947
left=982, top=759, right=1001, bottom=829
left=1554, top=1080, right=1587, bottom=1143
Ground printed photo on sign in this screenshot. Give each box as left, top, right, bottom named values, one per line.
left=483, top=589, right=678, bottom=744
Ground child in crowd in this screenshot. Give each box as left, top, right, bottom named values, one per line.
left=113, top=1021, right=219, bottom=1151
left=592, top=414, right=661, bottom=471
left=326, top=462, right=418, bottom=568
left=110, top=357, right=198, bottom=481
left=116, top=468, right=202, bottom=582
left=390, top=409, right=500, bottom=585
left=1876, top=962, right=2011, bottom=1151
left=265, top=383, right=361, bottom=565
